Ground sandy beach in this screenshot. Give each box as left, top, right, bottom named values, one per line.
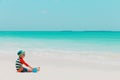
left=1, top=0, right=120, bottom=78
left=0, top=50, right=120, bottom=80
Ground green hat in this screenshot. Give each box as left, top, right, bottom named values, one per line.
left=17, top=50, right=25, bottom=56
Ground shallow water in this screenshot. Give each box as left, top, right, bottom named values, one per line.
left=0, top=31, right=120, bottom=54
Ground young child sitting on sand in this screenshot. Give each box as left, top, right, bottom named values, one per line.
left=15, top=50, right=40, bottom=72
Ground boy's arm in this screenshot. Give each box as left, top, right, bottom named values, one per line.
left=20, top=58, right=33, bottom=69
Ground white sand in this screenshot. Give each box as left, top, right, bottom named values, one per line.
left=0, top=52, right=120, bottom=80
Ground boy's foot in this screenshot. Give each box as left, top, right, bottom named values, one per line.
left=32, top=67, right=40, bottom=73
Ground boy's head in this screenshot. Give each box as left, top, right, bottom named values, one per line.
left=17, top=50, right=25, bottom=58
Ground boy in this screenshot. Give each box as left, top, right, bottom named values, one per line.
left=16, top=50, right=40, bottom=72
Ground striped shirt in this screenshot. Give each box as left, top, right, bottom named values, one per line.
left=15, top=57, right=29, bottom=70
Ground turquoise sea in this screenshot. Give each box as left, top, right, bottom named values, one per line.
left=0, top=31, right=120, bottom=54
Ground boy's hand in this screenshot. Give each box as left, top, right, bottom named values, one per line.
left=28, top=66, right=33, bottom=69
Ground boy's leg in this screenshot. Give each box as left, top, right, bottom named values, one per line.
left=19, top=67, right=40, bottom=72
left=21, top=67, right=30, bottom=72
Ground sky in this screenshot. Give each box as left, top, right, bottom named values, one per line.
left=0, top=0, right=120, bottom=31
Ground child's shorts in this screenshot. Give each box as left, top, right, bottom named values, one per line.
left=21, top=67, right=28, bottom=72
